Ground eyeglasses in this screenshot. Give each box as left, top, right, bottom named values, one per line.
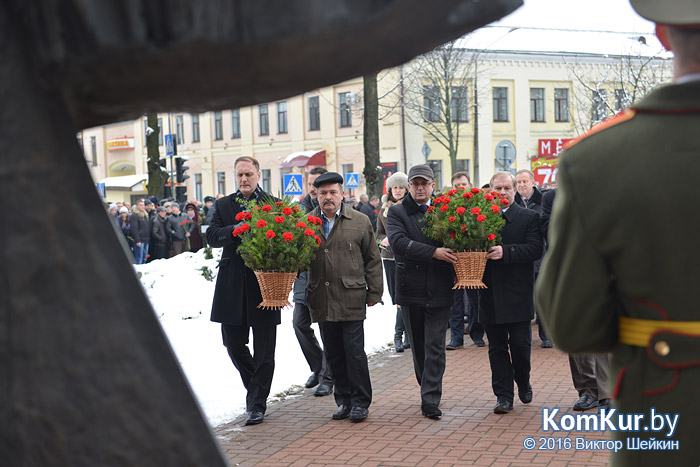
left=410, top=181, right=432, bottom=188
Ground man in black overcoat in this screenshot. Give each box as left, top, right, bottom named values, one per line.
left=207, top=156, right=279, bottom=426
left=480, top=171, right=543, bottom=414
left=387, top=164, right=457, bottom=420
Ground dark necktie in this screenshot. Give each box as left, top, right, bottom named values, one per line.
left=420, top=204, right=428, bottom=213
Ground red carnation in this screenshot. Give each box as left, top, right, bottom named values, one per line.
left=232, top=227, right=241, bottom=237
left=464, top=192, right=474, bottom=199
left=449, top=232, right=456, bottom=239
left=253, top=206, right=261, bottom=211
left=293, top=206, right=300, bottom=212
left=442, top=196, right=450, bottom=204
left=434, top=197, right=443, bottom=205
left=471, top=187, right=480, bottom=194
left=501, top=199, right=509, bottom=205
left=240, top=223, right=250, bottom=232
left=314, top=235, right=322, bottom=245
left=490, top=205, right=500, bottom=213
left=282, top=232, right=294, bottom=242
left=461, top=224, right=467, bottom=232
left=492, top=191, right=501, bottom=198
left=477, top=215, right=486, bottom=223
left=261, top=204, right=272, bottom=212
left=276, top=201, right=283, bottom=206
left=440, top=205, right=449, bottom=212
left=427, top=206, right=434, bottom=213
left=274, top=216, right=285, bottom=224
left=257, top=219, right=268, bottom=228
left=448, top=216, right=456, bottom=222
left=235, top=212, right=246, bottom=221
left=487, top=233, right=496, bottom=241
left=266, top=230, right=276, bottom=239
left=470, top=207, right=481, bottom=215
left=484, top=194, right=494, bottom=201
left=282, top=207, right=293, bottom=216
left=456, top=207, right=466, bottom=215
left=448, top=190, right=458, bottom=196
left=457, top=186, right=466, bottom=191
left=304, top=228, right=315, bottom=236
left=296, top=222, right=307, bottom=228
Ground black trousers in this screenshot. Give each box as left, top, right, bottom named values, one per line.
left=319, top=320, right=371, bottom=409
left=221, top=322, right=277, bottom=413
left=484, top=321, right=531, bottom=402
left=403, top=305, right=450, bottom=407
left=292, top=303, right=332, bottom=384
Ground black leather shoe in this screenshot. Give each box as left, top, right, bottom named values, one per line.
left=305, top=372, right=319, bottom=389
left=445, top=343, right=463, bottom=350
left=473, top=339, right=486, bottom=347
left=314, top=382, right=333, bottom=397
left=541, top=339, right=553, bottom=348
left=573, top=395, right=599, bottom=411
left=421, top=404, right=442, bottom=420
left=332, top=405, right=352, bottom=420
left=348, top=407, right=368, bottom=422
left=245, top=411, right=264, bottom=425
left=598, top=398, right=612, bottom=408
left=403, top=340, right=410, bottom=350
left=493, top=400, right=513, bottom=414
left=394, top=338, right=404, bottom=353
left=518, top=384, right=533, bottom=404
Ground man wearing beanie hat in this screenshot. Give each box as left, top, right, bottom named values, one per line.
left=306, top=171, right=383, bottom=422
left=537, top=2, right=700, bottom=464
left=386, top=164, right=457, bottom=420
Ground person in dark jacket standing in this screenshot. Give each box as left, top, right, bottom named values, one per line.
left=514, top=169, right=551, bottom=348
left=480, top=171, right=543, bottom=414
left=291, top=166, right=334, bottom=397
left=165, top=203, right=191, bottom=256
left=306, top=172, right=383, bottom=423
left=207, top=156, right=278, bottom=426
left=150, top=206, right=169, bottom=261
left=129, top=199, right=150, bottom=264
left=387, top=164, right=457, bottom=420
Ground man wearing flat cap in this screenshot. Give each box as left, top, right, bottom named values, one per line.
left=306, top=172, right=383, bottom=423
left=536, top=1, right=700, bottom=464
left=386, top=164, right=457, bottom=420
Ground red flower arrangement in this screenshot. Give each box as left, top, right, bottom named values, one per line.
left=236, top=197, right=322, bottom=272
left=422, top=186, right=505, bottom=251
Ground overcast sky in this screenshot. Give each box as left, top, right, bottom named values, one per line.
left=492, top=0, right=655, bottom=33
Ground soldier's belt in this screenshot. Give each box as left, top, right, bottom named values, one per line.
left=619, top=316, right=700, bottom=347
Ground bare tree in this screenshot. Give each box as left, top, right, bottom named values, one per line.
left=362, top=73, right=383, bottom=197
left=145, top=113, right=168, bottom=199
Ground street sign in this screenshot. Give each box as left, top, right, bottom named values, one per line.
left=495, top=140, right=516, bottom=172
left=345, top=173, right=359, bottom=188
left=421, top=142, right=431, bottom=161
left=165, top=134, right=175, bottom=156
left=95, top=182, right=106, bottom=199
left=283, top=174, right=304, bottom=195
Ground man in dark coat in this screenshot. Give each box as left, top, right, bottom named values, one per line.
left=150, top=206, right=169, bottom=261
left=514, top=169, right=551, bottom=348
left=480, top=171, right=543, bottom=414
left=207, top=156, right=278, bottom=426
left=387, top=164, right=457, bottom=420
left=536, top=2, right=700, bottom=464
left=306, top=172, right=383, bottom=423
left=291, top=166, right=334, bottom=397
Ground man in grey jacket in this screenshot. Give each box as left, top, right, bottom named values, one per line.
left=165, top=202, right=191, bottom=256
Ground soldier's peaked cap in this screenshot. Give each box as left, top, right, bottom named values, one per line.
left=313, top=172, right=344, bottom=188
left=630, top=0, right=700, bottom=26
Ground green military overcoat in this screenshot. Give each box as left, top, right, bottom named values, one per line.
left=307, top=203, right=383, bottom=323
left=536, top=80, right=700, bottom=466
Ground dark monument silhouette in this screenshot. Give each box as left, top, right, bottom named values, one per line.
left=0, top=1, right=521, bottom=465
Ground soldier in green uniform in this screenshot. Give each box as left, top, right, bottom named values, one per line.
left=536, top=1, right=700, bottom=465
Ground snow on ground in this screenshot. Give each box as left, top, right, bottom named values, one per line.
left=135, top=249, right=397, bottom=428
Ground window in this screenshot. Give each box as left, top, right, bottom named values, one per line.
left=591, top=89, right=607, bottom=123
left=493, top=87, right=508, bottom=122
left=259, top=104, right=269, bottom=135
left=175, top=115, right=184, bottom=144
left=455, top=159, right=470, bottom=175
left=450, top=86, right=468, bottom=122
left=530, top=88, right=545, bottom=122
left=262, top=169, right=271, bottom=193
left=231, top=109, right=240, bottom=138
left=213, top=111, right=223, bottom=140
left=342, top=163, right=353, bottom=180
left=90, top=136, right=97, bottom=167
left=195, top=173, right=203, bottom=201
left=308, top=96, right=320, bottom=131
left=217, top=171, right=226, bottom=195
left=615, top=88, right=628, bottom=112
left=427, top=160, right=443, bottom=190
left=554, top=88, right=570, bottom=122
left=277, top=102, right=288, bottom=134
left=339, top=92, right=352, bottom=128
left=157, top=117, right=163, bottom=145
left=423, top=86, right=441, bottom=122
left=192, top=114, right=200, bottom=142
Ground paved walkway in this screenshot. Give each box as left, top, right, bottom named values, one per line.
left=215, top=325, right=610, bottom=466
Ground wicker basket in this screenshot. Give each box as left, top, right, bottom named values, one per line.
left=452, top=251, right=488, bottom=289
left=253, top=270, right=297, bottom=310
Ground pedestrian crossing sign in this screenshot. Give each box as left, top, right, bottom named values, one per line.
left=283, top=174, right=304, bottom=195
left=345, top=173, right=359, bottom=188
